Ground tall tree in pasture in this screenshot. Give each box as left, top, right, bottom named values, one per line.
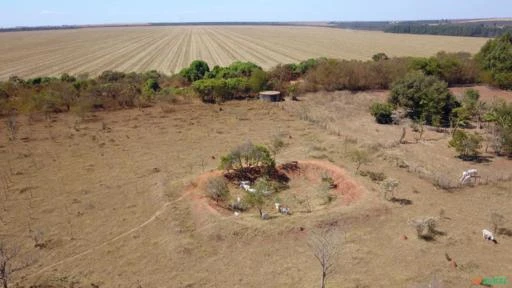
left=308, top=229, right=341, bottom=288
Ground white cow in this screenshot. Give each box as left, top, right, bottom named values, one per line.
left=240, top=181, right=256, bottom=193
left=275, top=203, right=291, bottom=215
left=482, top=229, right=495, bottom=241
left=460, top=169, right=478, bottom=185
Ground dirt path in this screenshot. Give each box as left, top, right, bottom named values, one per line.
left=27, top=180, right=194, bottom=279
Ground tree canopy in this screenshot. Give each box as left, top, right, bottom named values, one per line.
left=389, top=71, right=459, bottom=126
left=476, top=33, right=512, bottom=89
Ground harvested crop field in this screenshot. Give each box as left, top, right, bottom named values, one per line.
left=0, top=25, right=489, bottom=79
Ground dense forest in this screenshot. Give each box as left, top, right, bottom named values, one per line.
left=385, top=24, right=512, bottom=37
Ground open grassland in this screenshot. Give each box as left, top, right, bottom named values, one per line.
left=1, top=89, right=511, bottom=287
left=0, top=25, right=488, bottom=80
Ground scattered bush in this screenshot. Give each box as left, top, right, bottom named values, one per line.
left=179, top=60, right=210, bottom=82
left=370, top=102, right=394, bottom=124
left=5, top=111, right=17, bottom=141
left=490, top=212, right=505, bottom=235
left=372, top=52, right=389, bottom=61
left=381, top=178, right=399, bottom=200
left=348, top=149, right=370, bottom=172
left=449, top=130, right=483, bottom=160
left=359, top=170, right=386, bottom=182
left=409, top=217, right=439, bottom=240
left=206, top=177, right=230, bottom=203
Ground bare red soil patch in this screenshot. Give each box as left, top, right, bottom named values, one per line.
left=186, top=160, right=365, bottom=221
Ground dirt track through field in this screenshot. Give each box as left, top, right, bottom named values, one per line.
left=0, top=26, right=488, bottom=79
left=27, top=177, right=193, bottom=279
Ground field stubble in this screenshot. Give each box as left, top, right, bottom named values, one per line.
left=0, top=25, right=488, bottom=79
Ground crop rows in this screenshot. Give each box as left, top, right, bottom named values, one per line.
left=0, top=26, right=488, bottom=79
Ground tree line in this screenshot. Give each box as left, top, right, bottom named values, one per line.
left=385, top=24, right=512, bottom=38
left=0, top=33, right=511, bottom=117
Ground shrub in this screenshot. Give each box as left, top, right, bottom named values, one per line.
left=490, top=212, right=505, bottom=235
left=359, top=170, right=386, bottom=182
left=449, top=130, right=483, bottom=160
left=98, top=70, right=126, bottom=82
left=348, top=149, right=370, bottom=172
left=370, top=102, right=394, bottom=124
left=409, top=217, right=439, bottom=240
left=180, top=60, right=210, bottom=82
left=381, top=178, right=399, bottom=200
left=372, top=52, right=389, bottom=61
left=206, top=177, right=230, bottom=203
left=5, top=111, right=17, bottom=141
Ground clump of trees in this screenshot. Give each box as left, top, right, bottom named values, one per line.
left=388, top=71, right=458, bottom=126
left=220, top=141, right=275, bottom=174
left=484, top=101, right=512, bottom=156
left=476, top=33, right=512, bottom=89
left=410, top=51, right=479, bottom=85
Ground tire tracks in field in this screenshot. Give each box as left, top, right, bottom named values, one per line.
left=174, top=28, right=193, bottom=72
left=201, top=27, right=228, bottom=67
left=216, top=27, right=299, bottom=65
left=162, top=30, right=188, bottom=73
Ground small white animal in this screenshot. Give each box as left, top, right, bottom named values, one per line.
left=482, top=229, right=495, bottom=241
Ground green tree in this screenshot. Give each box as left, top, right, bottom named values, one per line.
left=476, top=32, right=512, bottom=89
left=449, top=130, right=483, bottom=160
left=248, top=68, right=268, bottom=92
left=180, top=60, right=210, bottom=82
left=389, top=71, right=459, bottom=126
left=219, top=141, right=275, bottom=172
left=245, top=189, right=266, bottom=218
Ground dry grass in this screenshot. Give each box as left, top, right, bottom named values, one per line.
left=0, top=26, right=488, bottom=79
left=0, top=92, right=511, bottom=287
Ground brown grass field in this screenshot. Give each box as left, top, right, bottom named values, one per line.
left=1, top=87, right=511, bottom=287
left=0, top=25, right=489, bottom=80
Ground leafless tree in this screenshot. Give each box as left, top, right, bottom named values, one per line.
left=0, top=241, right=31, bottom=288
left=5, top=112, right=17, bottom=142
left=308, top=229, right=341, bottom=288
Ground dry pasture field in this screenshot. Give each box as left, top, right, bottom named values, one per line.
left=1, top=89, right=511, bottom=288
left=0, top=25, right=489, bottom=80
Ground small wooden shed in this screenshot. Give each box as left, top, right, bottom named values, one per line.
left=259, top=91, right=282, bottom=102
